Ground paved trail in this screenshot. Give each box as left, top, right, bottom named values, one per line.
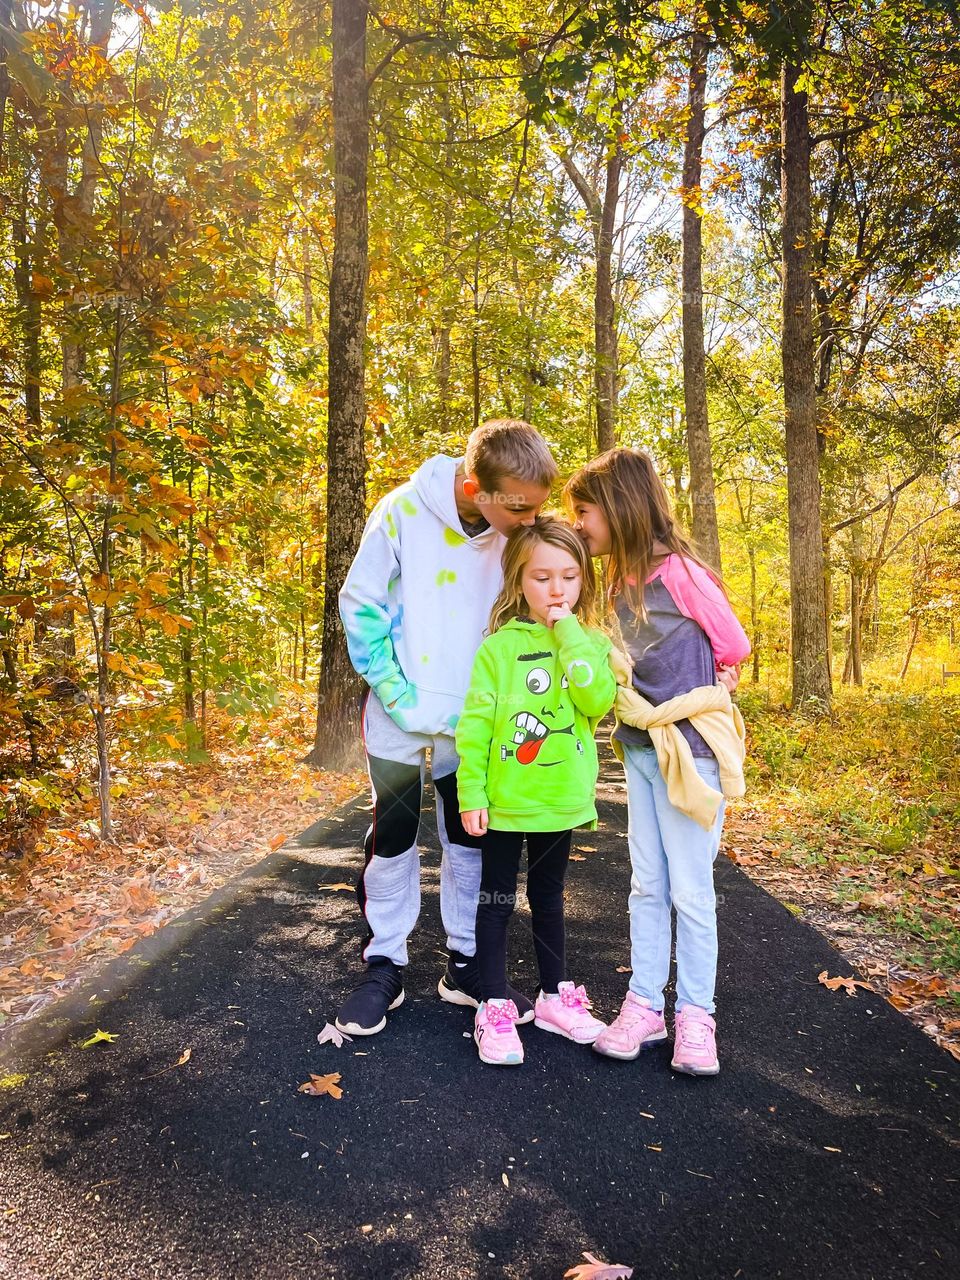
left=1, top=755, right=957, bottom=1279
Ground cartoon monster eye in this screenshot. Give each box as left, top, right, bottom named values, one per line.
left=525, top=667, right=551, bottom=694
left=560, top=673, right=569, bottom=689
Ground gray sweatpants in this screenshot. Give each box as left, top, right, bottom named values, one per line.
left=356, top=691, right=483, bottom=967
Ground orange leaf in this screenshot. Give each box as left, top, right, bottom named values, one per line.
left=818, top=970, right=873, bottom=997
left=298, top=1072, right=343, bottom=1099
left=322, top=883, right=355, bottom=892
left=269, top=834, right=286, bottom=850
left=564, top=1255, right=633, bottom=1280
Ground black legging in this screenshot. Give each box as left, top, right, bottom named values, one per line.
left=475, top=828, right=572, bottom=1000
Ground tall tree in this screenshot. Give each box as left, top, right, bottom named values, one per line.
left=680, top=17, right=722, bottom=571
left=307, top=0, right=369, bottom=766
left=551, top=133, right=622, bottom=452
left=780, top=54, right=831, bottom=705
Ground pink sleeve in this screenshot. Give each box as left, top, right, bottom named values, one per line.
left=657, top=556, right=751, bottom=666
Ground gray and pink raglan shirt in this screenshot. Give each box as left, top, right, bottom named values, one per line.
left=614, top=554, right=751, bottom=759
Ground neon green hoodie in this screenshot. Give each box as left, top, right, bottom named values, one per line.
left=455, top=614, right=616, bottom=832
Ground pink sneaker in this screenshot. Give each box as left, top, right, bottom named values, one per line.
left=593, top=991, right=667, bottom=1060
left=534, top=981, right=606, bottom=1045
left=474, top=1000, right=524, bottom=1066
left=671, top=1005, right=719, bottom=1075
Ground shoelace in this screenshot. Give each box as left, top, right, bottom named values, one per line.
left=678, top=1015, right=711, bottom=1050
left=617, top=1000, right=658, bottom=1032
left=485, top=1000, right=519, bottom=1032
left=560, top=984, right=590, bottom=1011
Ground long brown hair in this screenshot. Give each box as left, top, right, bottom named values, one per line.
left=489, top=516, right=598, bottom=633
left=565, top=448, right=724, bottom=619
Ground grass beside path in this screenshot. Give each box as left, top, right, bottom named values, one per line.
left=0, top=711, right=364, bottom=1042
left=725, top=687, right=960, bottom=1062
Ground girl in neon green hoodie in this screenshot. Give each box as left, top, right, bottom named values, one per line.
left=456, top=517, right=616, bottom=1066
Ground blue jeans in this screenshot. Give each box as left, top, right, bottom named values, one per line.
left=622, top=744, right=725, bottom=1014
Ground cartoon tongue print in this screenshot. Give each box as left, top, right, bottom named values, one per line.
left=513, top=712, right=549, bottom=764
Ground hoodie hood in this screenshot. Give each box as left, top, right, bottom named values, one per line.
left=411, top=454, right=498, bottom=543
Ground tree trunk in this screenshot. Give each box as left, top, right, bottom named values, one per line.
left=898, top=616, right=920, bottom=681
left=302, top=219, right=314, bottom=339
left=781, top=60, right=831, bottom=707
left=595, top=142, right=621, bottom=452
left=471, top=240, right=481, bottom=430
left=843, top=569, right=863, bottom=686
left=12, top=186, right=42, bottom=427
left=748, top=544, right=760, bottom=682
left=61, top=0, right=115, bottom=390
left=307, top=0, right=368, bottom=767
left=681, top=24, right=722, bottom=573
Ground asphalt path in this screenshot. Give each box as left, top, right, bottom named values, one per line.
left=1, top=752, right=958, bottom=1280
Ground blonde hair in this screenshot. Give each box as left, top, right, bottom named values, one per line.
left=565, top=448, right=725, bottom=619
left=465, top=418, right=558, bottom=494
left=489, top=516, right=598, bottom=633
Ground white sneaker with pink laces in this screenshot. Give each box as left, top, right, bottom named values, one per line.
left=593, top=991, right=668, bottom=1060
left=534, top=981, right=606, bottom=1044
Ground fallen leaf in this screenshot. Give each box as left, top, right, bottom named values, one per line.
left=80, top=1029, right=118, bottom=1048
left=615, top=965, right=632, bottom=974
left=501, top=1172, right=509, bottom=1187
left=317, top=1022, right=352, bottom=1048
left=569, top=854, right=586, bottom=862
left=564, top=1254, right=633, bottom=1280
left=176, top=1048, right=192, bottom=1066
left=269, top=834, right=287, bottom=850
left=818, top=970, right=873, bottom=997
left=298, top=1072, right=343, bottom=1099
left=824, top=1146, right=842, bottom=1153
left=321, top=883, right=355, bottom=892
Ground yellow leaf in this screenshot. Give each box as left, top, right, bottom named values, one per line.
left=81, top=1029, right=118, bottom=1048
left=322, top=883, right=355, bottom=892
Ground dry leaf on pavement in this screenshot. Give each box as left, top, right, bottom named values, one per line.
left=564, top=1253, right=633, bottom=1280
left=298, top=1072, right=343, bottom=1099
left=317, top=1022, right=352, bottom=1048
left=80, top=1029, right=118, bottom=1048
left=818, top=970, right=874, bottom=997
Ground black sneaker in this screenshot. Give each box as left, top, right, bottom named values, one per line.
left=335, top=959, right=405, bottom=1036
left=437, top=952, right=534, bottom=1024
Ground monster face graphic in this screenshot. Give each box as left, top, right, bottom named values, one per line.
left=498, top=650, right=579, bottom=766
left=509, top=710, right=573, bottom=764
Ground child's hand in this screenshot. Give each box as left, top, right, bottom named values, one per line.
left=717, top=662, right=741, bottom=693
left=545, top=602, right=572, bottom=627
left=461, top=808, right=488, bottom=837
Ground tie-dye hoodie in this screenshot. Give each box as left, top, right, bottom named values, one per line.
left=338, top=455, right=507, bottom=736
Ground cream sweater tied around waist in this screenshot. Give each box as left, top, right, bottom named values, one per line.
left=608, top=646, right=747, bottom=831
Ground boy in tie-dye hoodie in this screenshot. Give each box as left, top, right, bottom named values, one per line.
left=334, top=420, right=558, bottom=1037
